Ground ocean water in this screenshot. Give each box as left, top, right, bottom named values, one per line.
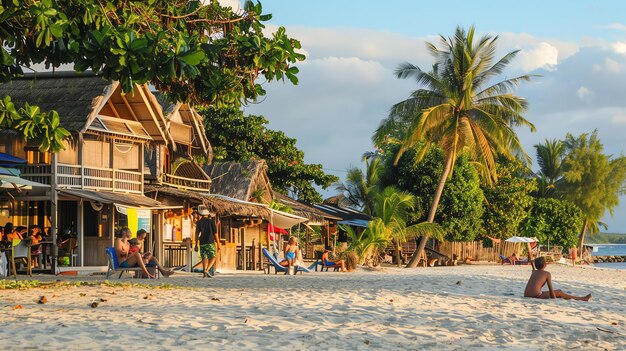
left=587, top=244, right=626, bottom=256
left=587, top=244, right=626, bottom=270
left=593, top=262, right=626, bottom=270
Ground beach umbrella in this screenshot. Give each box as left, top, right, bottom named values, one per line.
left=505, top=236, right=539, bottom=243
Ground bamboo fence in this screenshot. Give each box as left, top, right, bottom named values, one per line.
left=438, top=241, right=525, bottom=262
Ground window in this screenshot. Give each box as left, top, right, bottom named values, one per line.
left=57, top=140, right=78, bottom=165
left=27, top=151, right=51, bottom=164
left=83, top=140, right=110, bottom=168
left=113, top=142, right=139, bottom=171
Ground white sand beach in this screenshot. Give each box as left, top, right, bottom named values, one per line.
left=1, top=264, right=624, bottom=351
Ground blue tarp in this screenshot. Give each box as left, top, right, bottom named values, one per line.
left=0, top=153, right=26, bottom=167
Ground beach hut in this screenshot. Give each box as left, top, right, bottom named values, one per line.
left=202, top=161, right=309, bottom=270
left=0, top=72, right=175, bottom=271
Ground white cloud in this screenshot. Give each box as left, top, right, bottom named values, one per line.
left=612, top=115, right=626, bottom=124
left=576, top=86, right=593, bottom=102
left=515, top=42, right=559, bottom=72
left=602, top=23, right=626, bottom=31
left=604, top=58, right=622, bottom=73
left=612, top=41, right=626, bottom=54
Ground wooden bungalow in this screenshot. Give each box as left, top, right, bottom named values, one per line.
left=201, top=160, right=307, bottom=271
left=0, top=72, right=173, bottom=269
left=313, top=202, right=372, bottom=249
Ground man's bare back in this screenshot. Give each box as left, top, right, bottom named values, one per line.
left=523, top=257, right=591, bottom=301
left=524, top=269, right=551, bottom=298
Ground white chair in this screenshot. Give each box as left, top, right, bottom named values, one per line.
left=11, top=239, right=31, bottom=277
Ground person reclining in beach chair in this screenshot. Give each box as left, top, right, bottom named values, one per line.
left=321, top=249, right=347, bottom=272
left=524, top=257, right=591, bottom=301
left=262, top=248, right=315, bottom=274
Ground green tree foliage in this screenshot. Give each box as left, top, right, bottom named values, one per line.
left=373, top=26, right=535, bottom=266
left=334, top=155, right=382, bottom=214
left=380, top=145, right=485, bottom=242
left=481, top=157, right=536, bottom=239
left=199, top=106, right=337, bottom=203
left=558, top=130, right=626, bottom=253
left=520, top=198, right=584, bottom=250
left=344, top=186, right=442, bottom=266
left=534, top=139, right=565, bottom=198
left=1, top=1, right=304, bottom=151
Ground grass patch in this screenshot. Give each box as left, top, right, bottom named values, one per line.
left=0, top=279, right=181, bottom=290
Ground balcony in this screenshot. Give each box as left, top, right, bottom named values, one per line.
left=22, top=163, right=142, bottom=194
left=162, top=173, right=211, bottom=192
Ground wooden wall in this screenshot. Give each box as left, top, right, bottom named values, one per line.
left=84, top=237, right=110, bottom=266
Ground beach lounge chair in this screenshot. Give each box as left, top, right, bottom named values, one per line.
left=262, top=248, right=312, bottom=274
left=105, top=247, right=144, bottom=279
left=500, top=254, right=512, bottom=265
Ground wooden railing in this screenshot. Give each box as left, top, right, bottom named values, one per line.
left=162, top=173, right=211, bottom=191
left=21, top=163, right=142, bottom=193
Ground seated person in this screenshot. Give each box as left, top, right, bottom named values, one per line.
left=135, top=229, right=173, bottom=277
left=115, top=227, right=155, bottom=279
left=26, top=226, right=43, bottom=268
left=280, top=237, right=300, bottom=275
left=6, top=224, right=25, bottom=241
left=524, top=257, right=591, bottom=301
left=322, top=249, right=347, bottom=272
left=509, top=253, right=518, bottom=265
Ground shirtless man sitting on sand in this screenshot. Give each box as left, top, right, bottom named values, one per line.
left=524, top=257, right=591, bottom=301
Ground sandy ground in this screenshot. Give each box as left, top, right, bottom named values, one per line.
left=0, top=264, right=624, bottom=351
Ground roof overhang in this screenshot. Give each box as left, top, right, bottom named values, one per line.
left=0, top=174, right=50, bottom=190
left=58, top=188, right=178, bottom=209
left=268, top=208, right=308, bottom=229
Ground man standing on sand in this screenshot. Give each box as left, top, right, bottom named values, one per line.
left=195, top=207, right=220, bottom=278
left=524, top=257, right=591, bottom=301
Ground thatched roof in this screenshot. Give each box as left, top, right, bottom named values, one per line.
left=202, top=160, right=272, bottom=203
left=0, top=72, right=110, bottom=132
left=272, top=191, right=341, bottom=225
left=145, top=185, right=271, bottom=218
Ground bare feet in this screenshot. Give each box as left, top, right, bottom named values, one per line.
left=581, top=294, right=592, bottom=301
left=161, top=270, right=174, bottom=278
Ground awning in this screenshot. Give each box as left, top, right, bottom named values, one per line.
left=268, top=208, right=307, bottom=229
left=0, top=174, right=50, bottom=190
left=505, top=236, right=539, bottom=243
left=338, top=219, right=370, bottom=228
left=0, top=153, right=27, bottom=167
left=58, top=188, right=176, bottom=209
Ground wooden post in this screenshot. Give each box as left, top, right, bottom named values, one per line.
left=50, top=153, right=58, bottom=273
left=77, top=199, right=83, bottom=267
left=240, top=228, right=246, bottom=271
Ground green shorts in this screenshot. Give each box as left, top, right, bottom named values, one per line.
left=200, top=243, right=216, bottom=260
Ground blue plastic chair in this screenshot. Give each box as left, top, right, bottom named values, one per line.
left=105, top=247, right=144, bottom=279
left=262, top=248, right=313, bottom=274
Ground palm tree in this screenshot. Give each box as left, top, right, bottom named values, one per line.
left=534, top=139, right=565, bottom=197
left=345, top=186, right=443, bottom=266
left=335, top=154, right=382, bottom=214
left=374, top=26, right=536, bottom=267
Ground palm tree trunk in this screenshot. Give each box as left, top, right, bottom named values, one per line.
left=577, top=219, right=588, bottom=258
left=406, top=152, right=454, bottom=268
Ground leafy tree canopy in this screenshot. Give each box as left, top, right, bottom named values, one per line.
left=520, top=198, right=583, bottom=250
left=559, top=130, right=626, bottom=230
left=199, top=106, right=338, bottom=203
left=481, top=156, right=536, bottom=239
left=380, top=144, right=485, bottom=242
left=0, top=0, right=304, bottom=151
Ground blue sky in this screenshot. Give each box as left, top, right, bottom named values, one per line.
left=224, top=0, right=626, bottom=232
